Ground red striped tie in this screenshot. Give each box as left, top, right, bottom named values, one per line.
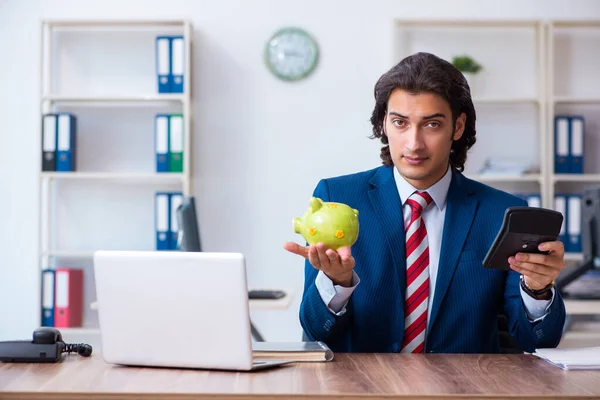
left=401, top=191, right=433, bottom=353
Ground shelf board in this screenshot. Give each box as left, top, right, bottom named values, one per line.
left=41, top=250, right=96, bottom=258
left=42, top=94, right=186, bottom=104
left=467, top=174, right=541, bottom=183
left=42, top=250, right=161, bottom=259
left=552, top=20, right=600, bottom=28
left=40, top=172, right=184, bottom=183
left=473, top=97, right=539, bottom=104
left=44, top=19, right=189, bottom=28
left=565, top=253, right=584, bottom=262
left=553, top=174, right=600, bottom=183
left=553, top=96, right=600, bottom=104
left=395, top=19, right=539, bottom=28
left=59, top=327, right=101, bottom=335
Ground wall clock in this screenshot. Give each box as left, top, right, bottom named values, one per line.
left=265, top=27, right=319, bottom=82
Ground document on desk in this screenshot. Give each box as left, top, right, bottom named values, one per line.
left=534, top=346, right=600, bottom=370
left=252, top=341, right=334, bottom=362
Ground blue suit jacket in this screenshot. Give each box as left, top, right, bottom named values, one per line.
left=299, top=166, right=566, bottom=353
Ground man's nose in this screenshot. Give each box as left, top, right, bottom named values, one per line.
left=405, top=128, right=425, bottom=151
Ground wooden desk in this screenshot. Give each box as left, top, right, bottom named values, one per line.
left=1, top=353, right=599, bottom=399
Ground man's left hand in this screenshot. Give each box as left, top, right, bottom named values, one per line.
left=508, top=241, right=566, bottom=290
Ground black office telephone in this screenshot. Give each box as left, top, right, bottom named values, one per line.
left=0, top=327, right=92, bottom=363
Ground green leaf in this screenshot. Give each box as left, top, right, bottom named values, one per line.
left=451, top=55, right=483, bottom=73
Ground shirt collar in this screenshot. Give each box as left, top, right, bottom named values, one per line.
left=393, top=164, right=452, bottom=211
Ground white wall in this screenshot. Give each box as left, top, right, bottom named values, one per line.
left=1, top=0, right=599, bottom=342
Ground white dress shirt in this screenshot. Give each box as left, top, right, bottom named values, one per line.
left=315, top=165, right=554, bottom=323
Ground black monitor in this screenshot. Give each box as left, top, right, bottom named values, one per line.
left=556, top=186, right=600, bottom=294
left=176, top=196, right=202, bottom=252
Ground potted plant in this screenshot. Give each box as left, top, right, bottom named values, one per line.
left=451, top=55, right=483, bottom=88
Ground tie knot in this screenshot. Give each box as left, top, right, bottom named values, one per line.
left=407, top=191, right=433, bottom=214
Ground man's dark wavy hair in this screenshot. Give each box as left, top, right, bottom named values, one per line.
left=369, top=52, right=476, bottom=172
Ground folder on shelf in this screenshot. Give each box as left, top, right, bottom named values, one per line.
left=526, top=193, right=541, bottom=208
left=555, top=194, right=568, bottom=246
left=567, top=194, right=582, bottom=253
left=156, top=36, right=171, bottom=93
left=171, top=36, right=184, bottom=94
left=169, top=114, right=183, bottom=173
left=170, top=192, right=183, bottom=250
left=155, top=192, right=171, bottom=250
left=54, top=268, right=84, bottom=328
left=42, top=114, right=57, bottom=172
left=570, top=116, right=584, bottom=174
left=56, top=113, right=77, bottom=172
left=554, top=116, right=569, bottom=174
left=41, top=269, right=55, bottom=327
left=155, top=114, right=170, bottom=173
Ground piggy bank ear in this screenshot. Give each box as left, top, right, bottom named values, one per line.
left=310, top=197, right=323, bottom=212
left=353, top=208, right=359, bottom=216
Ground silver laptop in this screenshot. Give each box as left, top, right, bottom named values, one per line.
left=93, top=250, right=292, bottom=371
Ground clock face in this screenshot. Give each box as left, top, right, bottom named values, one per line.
left=265, top=27, right=319, bottom=81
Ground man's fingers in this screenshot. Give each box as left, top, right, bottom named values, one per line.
left=283, top=242, right=308, bottom=259
left=340, top=254, right=355, bottom=269
left=325, top=248, right=342, bottom=269
left=514, top=252, right=564, bottom=269
left=338, top=246, right=352, bottom=258
left=510, top=261, right=556, bottom=281
left=308, top=246, right=322, bottom=269
left=509, top=258, right=561, bottom=278
left=316, top=243, right=331, bottom=269
left=538, top=240, right=565, bottom=254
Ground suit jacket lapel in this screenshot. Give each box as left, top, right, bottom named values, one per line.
left=428, top=170, right=478, bottom=334
left=368, top=166, right=407, bottom=304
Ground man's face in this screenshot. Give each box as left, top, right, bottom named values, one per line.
left=384, top=89, right=466, bottom=190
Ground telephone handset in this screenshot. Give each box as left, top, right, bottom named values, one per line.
left=0, top=327, right=92, bottom=363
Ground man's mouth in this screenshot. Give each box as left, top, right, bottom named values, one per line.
left=404, top=156, right=427, bottom=165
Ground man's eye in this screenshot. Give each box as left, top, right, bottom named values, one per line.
left=393, top=120, right=405, bottom=127
left=428, top=122, right=440, bottom=128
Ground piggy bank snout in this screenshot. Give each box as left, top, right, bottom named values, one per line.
left=293, top=217, right=302, bottom=234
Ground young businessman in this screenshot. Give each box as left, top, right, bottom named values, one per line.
left=284, top=52, right=567, bottom=353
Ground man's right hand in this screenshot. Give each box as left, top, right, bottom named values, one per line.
left=284, top=242, right=356, bottom=287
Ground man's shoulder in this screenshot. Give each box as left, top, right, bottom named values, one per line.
left=320, top=165, right=386, bottom=188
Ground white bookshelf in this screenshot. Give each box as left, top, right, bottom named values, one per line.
left=43, top=94, right=186, bottom=103
left=547, top=20, right=600, bottom=262
left=552, top=174, right=600, bottom=183
left=393, top=19, right=600, bottom=264
left=40, top=172, right=186, bottom=184
left=38, top=19, right=194, bottom=339
left=41, top=250, right=97, bottom=258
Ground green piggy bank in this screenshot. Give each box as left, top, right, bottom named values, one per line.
left=293, top=197, right=359, bottom=250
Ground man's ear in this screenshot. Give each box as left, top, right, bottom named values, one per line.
left=453, top=113, right=466, bottom=141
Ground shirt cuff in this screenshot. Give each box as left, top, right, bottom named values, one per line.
left=315, top=270, right=360, bottom=316
left=520, top=284, right=555, bottom=322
